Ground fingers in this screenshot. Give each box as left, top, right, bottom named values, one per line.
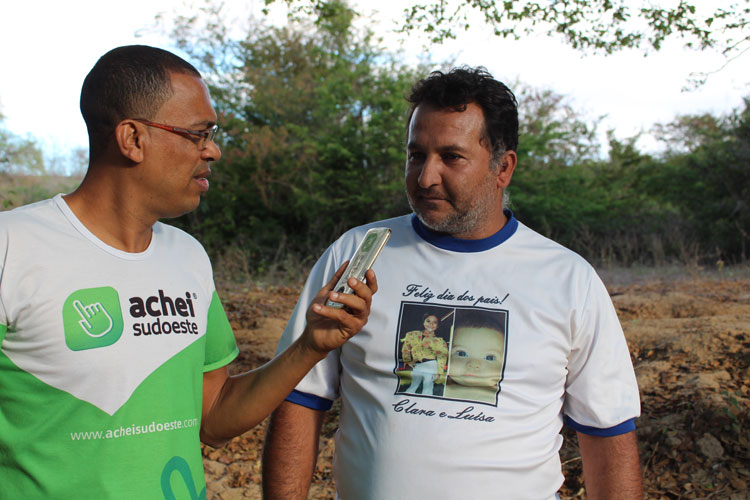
left=348, top=273, right=375, bottom=305
left=309, top=261, right=349, bottom=308
left=324, top=261, right=350, bottom=291
left=312, top=286, right=366, bottom=320
left=323, top=270, right=377, bottom=313
left=73, top=299, right=91, bottom=319
left=312, top=302, right=364, bottom=336
left=304, top=268, right=379, bottom=353
left=363, top=269, right=378, bottom=294
left=311, top=271, right=377, bottom=327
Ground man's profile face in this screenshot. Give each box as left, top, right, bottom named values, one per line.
left=405, top=102, right=505, bottom=239
left=137, top=71, right=221, bottom=219
left=448, top=326, right=504, bottom=388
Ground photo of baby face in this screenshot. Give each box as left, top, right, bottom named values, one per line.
left=443, top=309, right=507, bottom=404
left=448, top=326, right=504, bottom=388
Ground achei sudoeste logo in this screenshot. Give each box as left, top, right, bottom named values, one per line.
left=63, top=287, right=199, bottom=351
left=128, top=289, right=199, bottom=336
left=63, top=287, right=124, bottom=351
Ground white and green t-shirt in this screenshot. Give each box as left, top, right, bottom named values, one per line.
left=0, top=195, right=238, bottom=499
left=277, top=213, right=641, bottom=500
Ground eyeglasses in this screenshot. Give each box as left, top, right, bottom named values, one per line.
left=134, top=118, right=219, bottom=150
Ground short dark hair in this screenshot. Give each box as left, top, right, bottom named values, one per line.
left=454, top=309, right=505, bottom=336
left=406, top=66, right=518, bottom=161
left=80, top=45, right=201, bottom=158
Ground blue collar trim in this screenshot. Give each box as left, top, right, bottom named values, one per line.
left=411, top=210, right=518, bottom=252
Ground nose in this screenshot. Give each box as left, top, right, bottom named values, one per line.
left=465, top=358, right=482, bottom=370
left=201, top=139, right=222, bottom=162
left=417, top=156, right=441, bottom=188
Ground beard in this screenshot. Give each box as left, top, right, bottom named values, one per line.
left=407, top=174, right=500, bottom=237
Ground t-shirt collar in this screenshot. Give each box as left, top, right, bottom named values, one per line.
left=411, top=209, right=518, bottom=252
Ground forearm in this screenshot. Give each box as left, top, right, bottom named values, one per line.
left=578, top=430, right=643, bottom=500
left=200, top=267, right=376, bottom=446
left=263, top=401, right=324, bottom=500
left=201, top=335, right=325, bottom=446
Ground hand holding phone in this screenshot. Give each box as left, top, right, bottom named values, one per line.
left=325, top=227, right=391, bottom=308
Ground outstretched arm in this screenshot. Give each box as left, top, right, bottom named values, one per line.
left=578, top=430, right=643, bottom=500
left=263, top=401, right=325, bottom=500
left=200, top=265, right=377, bottom=446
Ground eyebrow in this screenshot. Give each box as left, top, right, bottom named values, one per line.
left=407, top=141, right=471, bottom=154
left=189, top=119, right=217, bottom=129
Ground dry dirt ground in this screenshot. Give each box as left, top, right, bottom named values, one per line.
left=202, top=271, right=750, bottom=500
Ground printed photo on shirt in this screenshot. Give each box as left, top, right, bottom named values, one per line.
left=394, top=303, right=508, bottom=405
left=394, top=303, right=454, bottom=398
left=443, top=308, right=507, bottom=405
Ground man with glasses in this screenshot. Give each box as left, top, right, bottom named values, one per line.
left=263, top=67, right=642, bottom=499
left=0, top=45, right=376, bottom=499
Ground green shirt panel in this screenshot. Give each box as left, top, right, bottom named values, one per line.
left=204, top=291, right=239, bottom=373
left=0, top=337, right=212, bottom=500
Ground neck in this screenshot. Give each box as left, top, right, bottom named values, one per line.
left=64, top=169, right=156, bottom=253
left=453, top=210, right=508, bottom=240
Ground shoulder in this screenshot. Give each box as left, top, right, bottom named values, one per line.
left=512, top=221, right=596, bottom=272
left=153, top=222, right=205, bottom=249
left=0, top=197, right=58, bottom=224
left=0, top=197, right=61, bottom=242
left=507, top=221, right=606, bottom=304
left=153, top=222, right=211, bottom=266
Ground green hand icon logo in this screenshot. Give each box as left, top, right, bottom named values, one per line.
left=73, top=299, right=114, bottom=338
left=63, top=287, right=124, bottom=351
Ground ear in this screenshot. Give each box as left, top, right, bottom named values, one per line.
left=495, top=150, right=517, bottom=189
left=114, top=120, right=146, bottom=164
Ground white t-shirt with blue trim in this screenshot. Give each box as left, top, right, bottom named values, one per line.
left=276, top=212, right=640, bottom=500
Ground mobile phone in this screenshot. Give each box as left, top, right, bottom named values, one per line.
left=325, top=227, right=391, bottom=308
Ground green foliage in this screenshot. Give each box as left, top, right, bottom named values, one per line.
left=167, top=1, right=419, bottom=267
left=0, top=112, right=45, bottom=175
left=508, top=85, right=750, bottom=265
left=640, top=100, right=750, bottom=262
left=268, top=0, right=750, bottom=62
left=0, top=172, right=82, bottom=210
left=159, top=1, right=749, bottom=271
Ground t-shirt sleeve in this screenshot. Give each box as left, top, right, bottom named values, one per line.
left=0, top=221, right=9, bottom=339
left=563, top=272, right=640, bottom=434
left=275, top=245, right=342, bottom=405
left=203, top=290, right=239, bottom=372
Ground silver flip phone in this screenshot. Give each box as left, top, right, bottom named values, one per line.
left=325, top=227, right=391, bottom=308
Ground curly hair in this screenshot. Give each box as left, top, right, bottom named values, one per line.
left=80, top=45, right=201, bottom=159
left=406, top=66, right=518, bottom=165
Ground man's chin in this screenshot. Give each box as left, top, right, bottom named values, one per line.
left=415, top=210, right=455, bottom=234
left=159, top=199, right=201, bottom=220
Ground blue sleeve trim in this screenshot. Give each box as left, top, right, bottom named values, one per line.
left=565, top=416, right=636, bottom=437
left=285, top=389, right=334, bottom=411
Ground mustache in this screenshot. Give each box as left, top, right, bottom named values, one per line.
left=413, top=187, right=448, bottom=199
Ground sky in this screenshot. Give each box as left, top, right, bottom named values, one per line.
left=1, top=0, right=748, bottom=167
